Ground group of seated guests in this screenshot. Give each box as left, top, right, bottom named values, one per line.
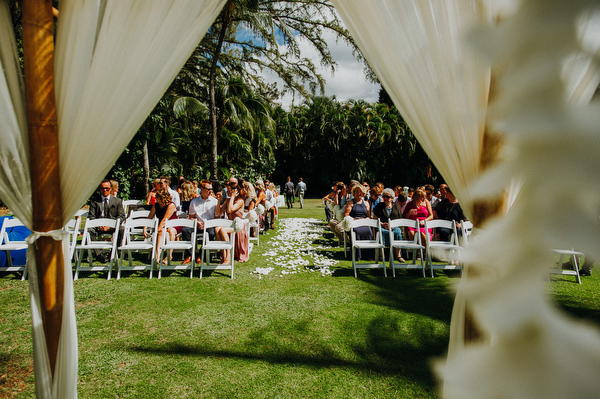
left=324, top=181, right=466, bottom=261
left=89, top=175, right=280, bottom=266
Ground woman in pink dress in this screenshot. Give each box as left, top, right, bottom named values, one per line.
left=402, top=188, right=433, bottom=250
left=215, top=181, right=249, bottom=263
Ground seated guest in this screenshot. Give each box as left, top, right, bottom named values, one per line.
left=372, top=188, right=404, bottom=261
left=109, top=179, right=119, bottom=197
left=215, top=181, right=249, bottom=263
left=424, top=183, right=440, bottom=210
left=88, top=179, right=126, bottom=263
left=435, top=186, right=467, bottom=241
left=368, top=186, right=382, bottom=209
left=322, top=182, right=337, bottom=221
left=146, top=178, right=161, bottom=206
left=193, top=180, right=200, bottom=195
left=181, top=180, right=218, bottom=265
left=344, top=184, right=373, bottom=260
left=267, top=182, right=278, bottom=228
left=160, top=176, right=181, bottom=211
left=402, top=188, right=433, bottom=250
left=328, top=182, right=349, bottom=241
left=180, top=179, right=198, bottom=213
left=396, top=192, right=409, bottom=215
left=145, top=189, right=179, bottom=264
left=242, top=181, right=257, bottom=212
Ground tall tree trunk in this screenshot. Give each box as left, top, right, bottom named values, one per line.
left=209, top=1, right=234, bottom=181
left=22, top=0, right=63, bottom=378
left=142, top=138, right=150, bottom=197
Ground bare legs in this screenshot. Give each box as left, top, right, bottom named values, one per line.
left=215, top=226, right=234, bottom=264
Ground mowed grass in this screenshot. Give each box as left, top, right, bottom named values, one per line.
left=1, top=198, right=599, bottom=398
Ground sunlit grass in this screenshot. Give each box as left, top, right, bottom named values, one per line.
left=1, top=199, right=598, bottom=398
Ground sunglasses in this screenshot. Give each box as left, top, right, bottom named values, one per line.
left=382, top=195, right=392, bottom=199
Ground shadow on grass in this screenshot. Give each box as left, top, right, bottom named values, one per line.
left=126, top=312, right=445, bottom=391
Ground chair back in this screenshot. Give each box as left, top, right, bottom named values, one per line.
left=388, top=218, right=422, bottom=246
left=425, top=219, right=458, bottom=245
left=350, top=218, right=382, bottom=243
left=203, top=218, right=234, bottom=246
left=163, top=218, right=196, bottom=244
left=1, top=218, right=27, bottom=245
left=461, top=220, right=473, bottom=246
left=122, top=217, right=158, bottom=246
left=81, top=218, right=120, bottom=245
left=129, top=209, right=151, bottom=219
left=65, top=216, right=83, bottom=260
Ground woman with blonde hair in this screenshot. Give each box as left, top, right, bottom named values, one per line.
left=180, top=180, right=198, bottom=213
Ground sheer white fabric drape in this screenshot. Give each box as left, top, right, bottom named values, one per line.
left=0, top=1, right=226, bottom=397
left=331, top=0, right=600, bottom=397
left=331, top=0, right=495, bottom=220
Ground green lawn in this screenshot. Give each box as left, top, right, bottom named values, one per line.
left=1, top=198, right=598, bottom=398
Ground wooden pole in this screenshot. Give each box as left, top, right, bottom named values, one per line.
left=22, top=0, right=64, bottom=378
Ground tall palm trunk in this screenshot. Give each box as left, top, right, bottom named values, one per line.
left=142, top=138, right=150, bottom=197
left=209, top=1, right=234, bottom=180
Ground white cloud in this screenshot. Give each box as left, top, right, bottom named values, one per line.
left=261, top=29, right=380, bottom=109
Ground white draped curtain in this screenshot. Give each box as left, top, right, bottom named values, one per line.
left=331, top=0, right=600, bottom=397
left=0, top=1, right=227, bottom=397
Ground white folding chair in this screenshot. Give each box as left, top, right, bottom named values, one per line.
left=0, top=218, right=29, bottom=280
left=65, top=215, right=82, bottom=262
left=389, top=219, right=426, bottom=277
left=157, top=218, right=196, bottom=278
left=246, top=212, right=260, bottom=246
left=74, top=218, right=121, bottom=280
left=117, top=218, right=158, bottom=279
left=549, top=248, right=583, bottom=284
left=460, top=220, right=474, bottom=247
left=350, top=218, right=386, bottom=277
left=200, top=219, right=235, bottom=279
left=424, top=219, right=462, bottom=277
left=123, top=199, right=143, bottom=215
left=129, top=209, right=151, bottom=219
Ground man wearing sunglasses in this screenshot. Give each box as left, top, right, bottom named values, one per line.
left=88, top=179, right=126, bottom=262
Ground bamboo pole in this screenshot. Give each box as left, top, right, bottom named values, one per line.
left=22, top=0, right=64, bottom=378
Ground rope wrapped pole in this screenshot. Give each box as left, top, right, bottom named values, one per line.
left=22, top=0, right=64, bottom=378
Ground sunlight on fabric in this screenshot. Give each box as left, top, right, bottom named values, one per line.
left=331, top=0, right=496, bottom=220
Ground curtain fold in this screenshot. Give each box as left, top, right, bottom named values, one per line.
left=0, top=0, right=32, bottom=227
left=330, top=0, right=495, bottom=220
left=0, top=1, right=227, bottom=397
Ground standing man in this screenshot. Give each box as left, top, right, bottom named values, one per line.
left=181, top=180, right=219, bottom=265
left=284, top=176, right=295, bottom=209
left=88, top=179, right=126, bottom=263
left=297, top=177, right=307, bottom=209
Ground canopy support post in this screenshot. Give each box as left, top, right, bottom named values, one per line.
left=22, top=0, right=64, bottom=379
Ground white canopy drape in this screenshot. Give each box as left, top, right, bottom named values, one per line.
left=331, top=0, right=600, bottom=397
left=331, top=0, right=495, bottom=220
left=0, top=1, right=227, bottom=397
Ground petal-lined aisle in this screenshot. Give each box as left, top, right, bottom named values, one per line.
left=254, top=218, right=337, bottom=278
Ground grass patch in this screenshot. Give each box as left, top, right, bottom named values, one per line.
left=1, top=199, right=599, bottom=398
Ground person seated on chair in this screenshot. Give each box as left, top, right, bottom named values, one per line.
left=267, top=182, right=278, bottom=229
left=435, top=186, right=466, bottom=242
left=109, top=179, right=119, bottom=197
left=146, top=178, right=161, bottom=206
left=159, top=176, right=181, bottom=211
left=88, top=179, right=126, bottom=263
left=181, top=180, right=218, bottom=265
left=372, top=188, right=404, bottom=261
left=215, top=181, right=249, bottom=263
left=328, top=182, right=349, bottom=242
left=241, top=181, right=257, bottom=212
left=145, top=189, right=179, bottom=264
left=344, top=183, right=373, bottom=260
left=180, top=179, right=198, bottom=214
left=402, top=188, right=433, bottom=252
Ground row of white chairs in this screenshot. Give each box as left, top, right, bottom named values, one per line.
left=348, top=218, right=468, bottom=278
left=73, top=212, right=250, bottom=280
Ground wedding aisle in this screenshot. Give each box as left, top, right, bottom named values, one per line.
left=253, top=218, right=338, bottom=278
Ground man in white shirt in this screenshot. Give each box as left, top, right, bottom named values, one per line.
left=181, top=180, right=218, bottom=264
left=296, top=177, right=307, bottom=208
left=160, top=176, right=181, bottom=211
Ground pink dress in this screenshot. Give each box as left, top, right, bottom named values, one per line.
left=408, top=205, right=433, bottom=238
left=229, top=209, right=249, bottom=262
